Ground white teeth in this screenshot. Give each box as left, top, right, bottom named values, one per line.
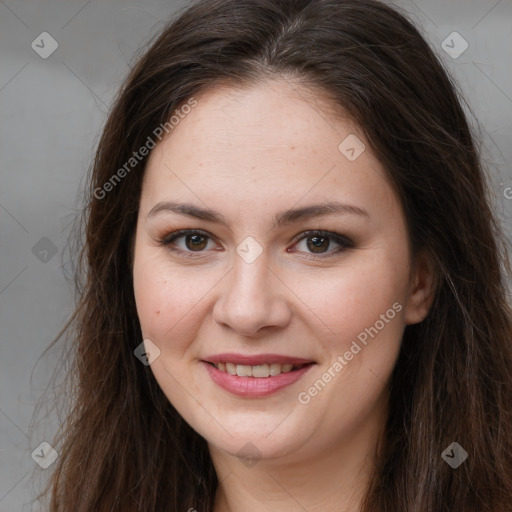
left=236, top=365, right=252, bottom=377
left=214, top=362, right=303, bottom=377
left=252, top=364, right=270, bottom=378
left=269, top=363, right=282, bottom=376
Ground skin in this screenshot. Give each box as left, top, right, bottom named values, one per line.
left=132, top=78, right=436, bottom=512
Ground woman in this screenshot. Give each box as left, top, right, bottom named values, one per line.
left=39, top=0, right=512, bottom=510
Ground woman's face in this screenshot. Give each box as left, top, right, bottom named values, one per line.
left=133, top=79, right=433, bottom=464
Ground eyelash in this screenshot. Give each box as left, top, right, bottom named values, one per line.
left=157, top=229, right=354, bottom=260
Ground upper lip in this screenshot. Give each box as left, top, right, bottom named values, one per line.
left=202, top=353, right=316, bottom=366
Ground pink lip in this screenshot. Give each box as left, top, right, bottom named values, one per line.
left=203, top=353, right=315, bottom=366
left=202, top=361, right=316, bottom=397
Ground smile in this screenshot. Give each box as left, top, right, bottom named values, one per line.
left=201, top=360, right=316, bottom=397
left=210, top=361, right=305, bottom=377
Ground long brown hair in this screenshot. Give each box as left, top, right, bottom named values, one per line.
left=35, top=0, right=512, bottom=510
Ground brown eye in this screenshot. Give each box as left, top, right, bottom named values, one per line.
left=185, top=233, right=208, bottom=251
left=160, top=230, right=216, bottom=255
left=306, top=234, right=331, bottom=253
left=293, top=230, right=353, bottom=257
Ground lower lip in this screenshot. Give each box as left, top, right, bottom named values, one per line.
left=202, top=361, right=315, bottom=397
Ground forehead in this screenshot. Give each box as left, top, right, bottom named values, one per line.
left=162, top=79, right=354, bottom=156
left=141, top=79, right=396, bottom=220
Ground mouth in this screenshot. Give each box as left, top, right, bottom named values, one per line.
left=205, top=361, right=311, bottom=378
left=201, top=353, right=316, bottom=397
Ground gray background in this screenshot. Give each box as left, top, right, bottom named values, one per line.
left=1, top=0, right=511, bottom=510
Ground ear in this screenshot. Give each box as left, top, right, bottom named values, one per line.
left=404, top=250, right=437, bottom=325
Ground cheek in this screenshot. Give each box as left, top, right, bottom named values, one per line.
left=132, top=248, right=213, bottom=354
left=293, top=259, right=407, bottom=436
left=294, top=255, right=408, bottom=349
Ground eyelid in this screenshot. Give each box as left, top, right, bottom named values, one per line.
left=290, top=229, right=353, bottom=247
left=159, top=229, right=220, bottom=258
left=160, top=228, right=213, bottom=245
left=288, top=230, right=354, bottom=258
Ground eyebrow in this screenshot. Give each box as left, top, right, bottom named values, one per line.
left=147, top=200, right=369, bottom=227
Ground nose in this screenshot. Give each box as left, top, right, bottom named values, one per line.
left=212, top=251, right=292, bottom=337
